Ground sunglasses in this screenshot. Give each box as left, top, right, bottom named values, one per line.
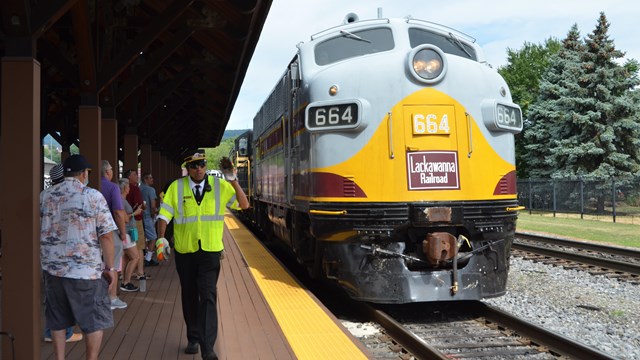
left=187, top=161, right=206, bottom=169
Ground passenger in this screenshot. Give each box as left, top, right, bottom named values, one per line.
left=139, top=172, right=159, bottom=265
left=41, top=164, right=83, bottom=344
left=125, top=169, right=152, bottom=278
left=100, top=160, right=128, bottom=310
left=118, top=177, right=143, bottom=292
left=40, top=154, right=116, bottom=360
left=156, top=150, right=249, bottom=360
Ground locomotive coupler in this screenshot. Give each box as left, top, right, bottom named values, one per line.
left=422, top=232, right=457, bottom=266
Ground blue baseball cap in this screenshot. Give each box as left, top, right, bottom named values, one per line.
left=63, top=154, right=92, bottom=172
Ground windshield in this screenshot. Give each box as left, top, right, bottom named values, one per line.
left=409, top=28, right=477, bottom=61
left=315, top=27, right=394, bottom=66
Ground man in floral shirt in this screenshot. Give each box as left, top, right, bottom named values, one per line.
left=40, top=154, right=117, bottom=360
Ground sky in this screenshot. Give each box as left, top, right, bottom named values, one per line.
left=226, top=0, right=639, bottom=130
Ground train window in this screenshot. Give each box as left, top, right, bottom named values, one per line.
left=315, top=28, right=394, bottom=65
left=409, top=29, right=477, bottom=61
left=238, top=137, right=248, bottom=156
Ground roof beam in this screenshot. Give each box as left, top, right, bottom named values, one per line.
left=70, top=0, right=97, bottom=99
left=38, top=39, right=79, bottom=85
left=149, top=94, right=194, bottom=138
left=113, top=27, right=195, bottom=107
left=132, top=66, right=195, bottom=128
left=31, top=0, right=78, bottom=38
left=0, top=0, right=31, bottom=37
left=97, top=0, right=195, bottom=93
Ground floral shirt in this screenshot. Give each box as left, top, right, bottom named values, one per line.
left=40, top=178, right=117, bottom=279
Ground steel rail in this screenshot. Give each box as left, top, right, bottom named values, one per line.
left=469, top=301, right=616, bottom=360
left=516, top=231, right=640, bottom=259
left=513, top=242, right=640, bottom=276
left=361, top=304, right=448, bottom=360
left=363, top=300, right=616, bottom=360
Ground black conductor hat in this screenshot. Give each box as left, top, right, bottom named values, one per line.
left=183, top=149, right=207, bottom=165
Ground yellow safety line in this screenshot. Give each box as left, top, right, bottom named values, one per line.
left=224, top=214, right=368, bottom=360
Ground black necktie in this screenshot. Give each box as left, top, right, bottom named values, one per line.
left=195, top=185, right=201, bottom=201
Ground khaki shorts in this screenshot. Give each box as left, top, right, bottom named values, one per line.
left=135, top=220, right=146, bottom=250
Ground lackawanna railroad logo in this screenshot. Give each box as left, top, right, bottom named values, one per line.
left=406, top=151, right=460, bottom=190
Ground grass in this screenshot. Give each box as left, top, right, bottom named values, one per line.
left=516, top=213, right=640, bottom=249
left=609, top=310, right=625, bottom=317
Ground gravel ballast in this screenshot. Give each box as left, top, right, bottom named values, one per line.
left=486, top=257, right=640, bottom=359
left=343, top=256, right=640, bottom=359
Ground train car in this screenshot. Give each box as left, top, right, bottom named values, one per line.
left=228, top=130, right=253, bottom=195
left=244, top=13, right=523, bottom=303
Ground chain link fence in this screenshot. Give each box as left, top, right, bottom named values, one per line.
left=517, top=177, right=640, bottom=224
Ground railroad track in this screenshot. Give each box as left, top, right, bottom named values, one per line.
left=242, top=217, right=636, bottom=358
left=360, top=301, right=615, bottom=360
left=513, top=232, right=640, bottom=282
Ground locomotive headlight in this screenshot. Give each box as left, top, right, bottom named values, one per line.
left=414, top=56, right=441, bottom=76
left=409, top=45, right=447, bottom=84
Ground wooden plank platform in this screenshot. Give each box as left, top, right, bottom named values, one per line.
left=40, top=213, right=371, bottom=360
left=40, top=226, right=296, bottom=359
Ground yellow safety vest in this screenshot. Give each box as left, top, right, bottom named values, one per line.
left=159, top=175, right=239, bottom=253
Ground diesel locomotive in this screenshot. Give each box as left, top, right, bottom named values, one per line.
left=236, top=13, right=523, bottom=303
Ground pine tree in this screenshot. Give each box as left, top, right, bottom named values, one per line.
left=525, top=14, right=640, bottom=179
left=567, top=12, right=640, bottom=183
left=524, top=13, right=640, bottom=211
left=523, top=24, right=586, bottom=178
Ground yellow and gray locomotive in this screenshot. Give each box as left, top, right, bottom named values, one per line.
left=243, top=14, right=523, bottom=303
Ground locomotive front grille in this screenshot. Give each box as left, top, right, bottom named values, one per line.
left=310, top=202, right=409, bottom=222
left=310, top=199, right=519, bottom=232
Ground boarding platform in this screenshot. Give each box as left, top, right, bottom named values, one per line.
left=40, top=212, right=371, bottom=359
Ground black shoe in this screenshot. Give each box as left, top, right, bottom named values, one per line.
left=202, top=352, right=218, bottom=360
left=185, top=342, right=199, bottom=354
left=119, top=282, right=139, bottom=292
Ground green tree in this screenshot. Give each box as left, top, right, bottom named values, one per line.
left=574, top=13, right=640, bottom=181
left=205, top=137, right=235, bottom=170
left=524, top=13, right=640, bottom=211
left=498, top=38, right=561, bottom=177
left=499, top=38, right=562, bottom=117
left=523, top=24, right=586, bottom=179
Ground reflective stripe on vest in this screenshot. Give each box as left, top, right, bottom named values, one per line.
left=172, top=176, right=224, bottom=225
left=160, top=202, right=174, bottom=217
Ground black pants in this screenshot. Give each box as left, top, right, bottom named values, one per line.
left=175, top=248, right=221, bottom=355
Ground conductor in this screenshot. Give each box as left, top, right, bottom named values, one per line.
left=156, top=149, right=249, bottom=360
